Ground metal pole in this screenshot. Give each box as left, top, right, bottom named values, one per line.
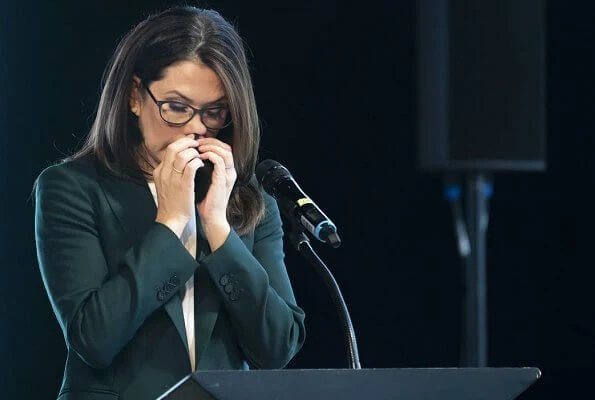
left=462, top=171, right=490, bottom=367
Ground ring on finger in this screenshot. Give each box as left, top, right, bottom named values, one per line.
left=172, top=165, right=184, bottom=174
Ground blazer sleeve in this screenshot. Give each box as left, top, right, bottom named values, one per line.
left=199, top=192, right=306, bottom=369
left=34, top=164, right=197, bottom=369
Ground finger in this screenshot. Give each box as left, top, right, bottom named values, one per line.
left=162, top=137, right=199, bottom=174
left=197, top=137, right=232, bottom=151
left=182, top=157, right=205, bottom=185
left=199, top=151, right=228, bottom=177
left=197, top=144, right=234, bottom=168
left=173, top=148, right=200, bottom=174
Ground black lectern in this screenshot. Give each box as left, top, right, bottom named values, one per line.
left=157, top=367, right=541, bottom=400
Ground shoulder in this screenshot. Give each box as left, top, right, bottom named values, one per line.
left=37, top=155, right=97, bottom=180
left=37, top=154, right=98, bottom=183
left=34, top=154, right=104, bottom=199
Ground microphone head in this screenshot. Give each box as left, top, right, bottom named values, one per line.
left=256, top=159, right=292, bottom=194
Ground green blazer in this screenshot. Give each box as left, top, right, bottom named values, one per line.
left=34, top=155, right=306, bottom=400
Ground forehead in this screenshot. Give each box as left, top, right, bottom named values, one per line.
left=152, top=60, right=225, bottom=104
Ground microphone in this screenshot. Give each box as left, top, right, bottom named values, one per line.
left=256, top=159, right=341, bottom=248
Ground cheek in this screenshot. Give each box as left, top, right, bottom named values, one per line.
left=139, top=113, right=177, bottom=151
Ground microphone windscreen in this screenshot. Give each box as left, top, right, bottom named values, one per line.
left=255, top=159, right=291, bottom=194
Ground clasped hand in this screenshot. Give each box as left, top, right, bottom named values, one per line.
left=153, top=136, right=236, bottom=242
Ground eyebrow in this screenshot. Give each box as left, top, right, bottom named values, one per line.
left=163, top=90, right=227, bottom=107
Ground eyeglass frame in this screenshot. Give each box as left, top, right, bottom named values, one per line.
left=142, top=83, right=232, bottom=130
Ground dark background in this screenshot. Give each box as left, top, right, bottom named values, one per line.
left=1, top=0, right=593, bottom=398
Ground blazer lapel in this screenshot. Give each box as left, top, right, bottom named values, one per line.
left=99, top=172, right=189, bottom=355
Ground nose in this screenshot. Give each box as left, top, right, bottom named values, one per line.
left=183, top=112, right=208, bottom=137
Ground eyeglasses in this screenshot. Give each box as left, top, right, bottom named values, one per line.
left=144, top=85, right=231, bottom=130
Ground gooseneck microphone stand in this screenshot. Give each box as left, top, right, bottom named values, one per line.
left=287, top=220, right=361, bottom=370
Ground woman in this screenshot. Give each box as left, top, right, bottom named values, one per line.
left=34, top=6, right=306, bottom=400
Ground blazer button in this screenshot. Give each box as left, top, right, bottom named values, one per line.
left=220, top=275, right=230, bottom=286
left=224, top=284, right=234, bottom=294
left=230, top=286, right=242, bottom=302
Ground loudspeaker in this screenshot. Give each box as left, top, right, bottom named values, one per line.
left=417, top=0, right=546, bottom=171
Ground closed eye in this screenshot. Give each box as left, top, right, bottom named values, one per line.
left=203, top=107, right=228, bottom=119
left=166, top=102, right=191, bottom=113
